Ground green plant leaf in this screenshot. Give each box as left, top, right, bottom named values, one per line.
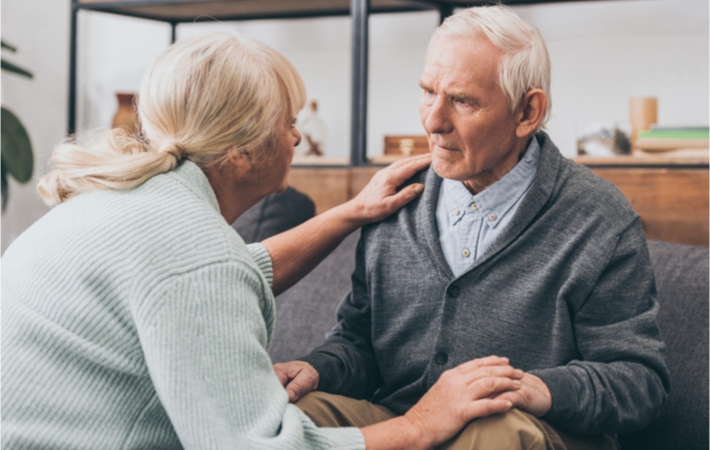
left=1, top=40, right=17, bottom=52
left=1, top=107, right=34, bottom=183
left=1, top=161, right=8, bottom=211
left=1, top=59, right=33, bottom=78
left=1, top=162, right=8, bottom=211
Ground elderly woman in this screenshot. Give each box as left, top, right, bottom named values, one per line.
left=2, top=32, right=521, bottom=449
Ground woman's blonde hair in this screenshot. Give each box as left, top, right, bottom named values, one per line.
left=38, top=31, right=306, bottom=205
left=432, top=5, right=551, bottom=131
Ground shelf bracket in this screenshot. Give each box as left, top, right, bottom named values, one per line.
left=439, top=3, right=454, bottom=24
left=68, top=1, right=79, bottom=135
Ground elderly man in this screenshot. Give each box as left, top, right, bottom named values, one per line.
left=275, top=5, right=669, bottom=449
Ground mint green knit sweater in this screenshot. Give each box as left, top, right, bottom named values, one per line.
left=1, top=161, right=364, bottom=450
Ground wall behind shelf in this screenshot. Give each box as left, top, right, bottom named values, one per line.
left=73, top=0, right=708, bottom=161
left=2, top=0, right=708, bottom=252
left=520, top=0, right=709, bottom=157
left=72, top=11, right=439, bottom=163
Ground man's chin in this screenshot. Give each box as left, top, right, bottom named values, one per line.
left=431, top=157, right=462, bottom=181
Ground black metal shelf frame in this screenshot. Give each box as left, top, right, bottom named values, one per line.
left=67, top=0, right=458, bottom=166
left=67, top=0, right=605, bottom=165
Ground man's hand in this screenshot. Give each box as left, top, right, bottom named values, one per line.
left=273, top=361, right=319, bottom=403
left=495, top=372, right=551, bottom=417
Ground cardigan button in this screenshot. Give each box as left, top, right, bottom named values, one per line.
left=435, top=352, right=448, bottom=365
left=447, top=285, right=460, bottom=298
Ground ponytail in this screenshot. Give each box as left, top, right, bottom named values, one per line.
left=37, top=31, right=305, bottom=207
left=37, top=128, right=185, bottom=206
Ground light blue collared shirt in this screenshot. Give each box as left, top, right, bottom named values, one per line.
left=436, top=138, right=540, bottom=277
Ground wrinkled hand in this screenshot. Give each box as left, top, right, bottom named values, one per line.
left=273, top=361, right=319, bottom=403
left=346, top=154, right=432, bottom=226
left=404, top=356, right=523, bottom=448
left=495, top=372, right=551, bottom=417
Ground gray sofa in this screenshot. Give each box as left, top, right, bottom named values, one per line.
left=236, top=188, right=709, bottom=450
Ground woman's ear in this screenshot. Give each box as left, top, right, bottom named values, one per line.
left=515, top=89, right=547, bottom=138
left=227, top=147, right=253, bottom=176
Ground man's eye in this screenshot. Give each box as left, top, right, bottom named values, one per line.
left=453, top=97, right=467, bottom=105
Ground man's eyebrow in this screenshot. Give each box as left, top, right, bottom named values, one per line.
left=450, top=92, right=473, bottom=101
left=418, top=81, right=472, bottom=101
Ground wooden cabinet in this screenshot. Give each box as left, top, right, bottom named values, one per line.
left=288, top=166, right=379, bottom=214
left=575, top=156, right=709, bottom=246
left=290, top=155, right=709, bottom=247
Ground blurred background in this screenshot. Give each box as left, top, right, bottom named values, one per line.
left=2, top=0, right=708, bottom=252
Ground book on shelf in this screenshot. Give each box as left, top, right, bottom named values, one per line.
left=635, top=127, right=709, bottom=153
left=649, top=125, right=709, bottom=133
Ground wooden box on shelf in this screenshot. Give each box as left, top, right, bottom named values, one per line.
left=383, top=135, right=429, bottom=156
left=370, top=135, right=429, bottom=164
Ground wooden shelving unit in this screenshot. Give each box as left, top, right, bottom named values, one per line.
left=69, top=0, right=706, bottom=246
left=68, top=0, right=448, bottom=166
left=68, top=0, right=614, bottom=166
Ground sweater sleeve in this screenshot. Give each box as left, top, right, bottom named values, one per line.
left=301, top=235, right=384, bottom=400
left=531, top=218, right=671, bottom=434
left=134, top=261, right=364, bottom=450
left=247, top=243, right=273, bottom=288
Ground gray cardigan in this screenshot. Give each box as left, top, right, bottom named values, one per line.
left=302, top=133, right=670, bottom=435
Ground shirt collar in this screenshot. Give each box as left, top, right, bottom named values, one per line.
left=441, top=137, right=540, bottom=229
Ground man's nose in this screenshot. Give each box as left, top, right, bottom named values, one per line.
left=423, top=96, right=453, bottom=135
left=293, top=127, right=302, bottom=147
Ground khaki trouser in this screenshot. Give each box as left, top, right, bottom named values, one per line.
left=297, top=391, right=617, bottom=450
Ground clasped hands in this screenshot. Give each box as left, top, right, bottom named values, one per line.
left=274, top=355, right=552, bottom=420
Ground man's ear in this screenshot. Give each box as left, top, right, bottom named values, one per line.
left=515, top=89, right=547, bottom=138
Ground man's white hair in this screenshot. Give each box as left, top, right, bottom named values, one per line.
left=432, top=5, right=551, bottom=131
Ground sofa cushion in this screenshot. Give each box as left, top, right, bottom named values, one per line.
left=232, top=187, right=315, bottom=244
left=270, top=231, right=359, bottom=363
left=618, top=241, right=709, bottom=450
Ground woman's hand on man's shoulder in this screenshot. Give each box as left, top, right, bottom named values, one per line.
left=346, top=154, right=432, bottom=227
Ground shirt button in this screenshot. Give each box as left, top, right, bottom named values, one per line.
left=462, top=248, right=470, bottom=258
left=489, top=214, right=497, bottom=221
left=447, top=285, right=460, bottom=298
left=471, top=202, right=478, bottom=210
left=453, top=209, right=461, bottom=216
left=435, top=352, right=448, bottom=365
